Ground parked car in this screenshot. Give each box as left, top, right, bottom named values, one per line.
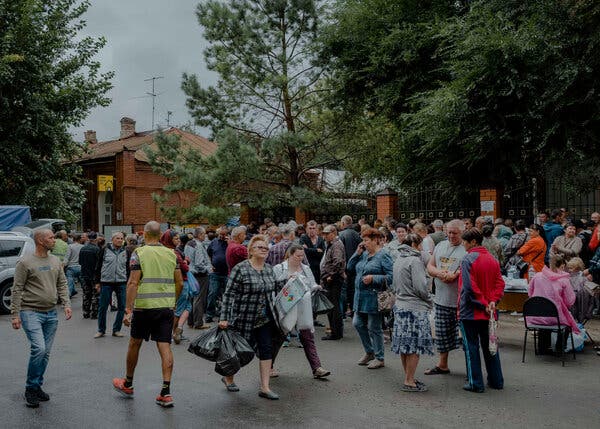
left=11, top=218, right=68, bottom=237
left=0, top=232, right=35, bottom=314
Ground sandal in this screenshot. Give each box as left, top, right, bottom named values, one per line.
left=401, top=383, right=428, bottom=392
left=424, top=366, right=450, bottom=375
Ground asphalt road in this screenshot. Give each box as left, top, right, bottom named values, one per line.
left=2, top=298, right=599, bottom=429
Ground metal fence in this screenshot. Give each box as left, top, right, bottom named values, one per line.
left=397, top=187, right=480, bottom=222
left=544, top=180, right=600, bottom=219
left=257, top=195, right=377, bottom=226
left=310, top=196, right=377, bottom=224
left=501, top=185, right=534, bottom=222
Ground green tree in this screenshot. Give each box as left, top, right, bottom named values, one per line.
left=319, top=0, right=466, bottom=187
left=402, top=0, right=600, bottom=191
left=0, top=0, right=113, bottom=223
left=148, top=0, right=342, bottom=222
left=324, top=0, right=600, bottom=194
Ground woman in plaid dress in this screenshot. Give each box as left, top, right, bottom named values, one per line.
left=218, top=235, right=283, bottom=400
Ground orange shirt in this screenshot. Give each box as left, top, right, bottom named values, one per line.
left=518, top=236, right=546, bottom=272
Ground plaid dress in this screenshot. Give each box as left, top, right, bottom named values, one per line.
left=219, top=260, right=283, bottom=343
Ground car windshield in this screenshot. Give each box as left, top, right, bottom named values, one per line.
left=22, top=220, right=50, bottom=228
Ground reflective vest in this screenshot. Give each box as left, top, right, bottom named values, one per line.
left=134, top=245, right=177, bottom=309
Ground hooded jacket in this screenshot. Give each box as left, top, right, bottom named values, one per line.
left=458, top=246, right=505, bottom=321
left=527, top=266, right=579, bottom=333
left=392, top=245, right=432, bottom=312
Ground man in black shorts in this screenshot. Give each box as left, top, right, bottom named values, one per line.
left=112, top=221, right=183, bottom=407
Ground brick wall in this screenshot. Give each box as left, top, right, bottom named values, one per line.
left=479, top=188, right=501, bottom=219
left=376, top=189, right=398, bottom=221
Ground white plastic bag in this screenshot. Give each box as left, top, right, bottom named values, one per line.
left=296, top=291, right=314, bottom=331
left=551, top=326, right=586, bottom=353
left=279, top=305, right=298, bottom=334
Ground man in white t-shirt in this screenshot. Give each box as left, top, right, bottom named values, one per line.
left=424, top=219, right=466, bottom=375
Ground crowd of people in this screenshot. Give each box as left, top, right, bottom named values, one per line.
left=9, top=208, right=600, bottom=407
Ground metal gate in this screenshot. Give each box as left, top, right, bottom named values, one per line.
left=501, top=185, right=534, bottom=222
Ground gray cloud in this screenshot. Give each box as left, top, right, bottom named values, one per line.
left=70, top=0, right=216, bottom=142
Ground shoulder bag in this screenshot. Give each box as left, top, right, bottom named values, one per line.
left=377, top=278, right=395, bottom=313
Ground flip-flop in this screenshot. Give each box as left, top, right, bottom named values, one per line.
left=424, top=366, right=450, bottom=375
left=401, top=383, right=428, bottom=392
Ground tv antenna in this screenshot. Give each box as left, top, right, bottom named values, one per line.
left=144, top=76, right=164, bottom=130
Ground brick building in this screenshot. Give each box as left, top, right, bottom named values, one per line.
left=76, top=117, right=217, bottom=234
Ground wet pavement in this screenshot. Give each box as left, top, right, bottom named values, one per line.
left=2, top=297, right=599, bottom=429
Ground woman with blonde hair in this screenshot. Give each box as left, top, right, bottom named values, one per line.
left=272, top=244, right=330, bottom=378
left=218, top=235, right=283, bottom=400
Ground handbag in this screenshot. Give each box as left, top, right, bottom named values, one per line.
left=377, top=278, right=395, bottom=313
left=512, top=256, right=529, bottom=278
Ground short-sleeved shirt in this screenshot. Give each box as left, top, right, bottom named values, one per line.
left=432, top=240, right=466, bottom=308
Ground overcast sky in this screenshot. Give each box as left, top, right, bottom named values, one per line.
left=70, top=0, right=216, bottom=142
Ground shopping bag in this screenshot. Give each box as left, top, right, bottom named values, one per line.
left=488, top=317, right=498, bottom=356
left=215, top=331, right=241, bottom=377
left=296, top=291, right=313, bottom=331
left=227, top=329, right=255, bottom=367
left=275, top=276, right=307, bottom=316
left=311, top=290, right=334, bottom=315
left=279, top=304, right=298, bottom=334
left=188, top=327, right=222, bottom=362
left=186, top=274, right=200, bottom=297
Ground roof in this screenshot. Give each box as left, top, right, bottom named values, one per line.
left=76, top=127, right=217, bottom=163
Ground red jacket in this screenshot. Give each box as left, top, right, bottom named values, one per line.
left=458, top=246, right=504, bottom=321
left=589, top=226, right=599, bottom=253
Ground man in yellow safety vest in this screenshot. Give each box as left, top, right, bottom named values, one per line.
left=112, top=221, right=183, bottom=407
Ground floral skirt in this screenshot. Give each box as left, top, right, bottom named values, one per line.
left=391, top=308, right=434, bottom=356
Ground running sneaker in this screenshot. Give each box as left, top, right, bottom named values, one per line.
left=155, top=394, right=174, bottom=407
left=112, top=378, right=134, bottom=397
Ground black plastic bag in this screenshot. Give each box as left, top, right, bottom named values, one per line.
left=188, top=327, right=222, bottom=362
left=230, top=330, right=255, bottom=367
left=215, top=330, right=241, bottom=376
left=312, top=290, right=334, bottom=315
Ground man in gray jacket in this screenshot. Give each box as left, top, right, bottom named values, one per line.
left=185, top=227, right=212, bottom=328
left=94, top=231, right=128, bottom=338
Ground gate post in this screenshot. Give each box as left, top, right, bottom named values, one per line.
left=377, top=188, right=398, bottom=221
left=295, top=207, right=309, bottom=225
left=479, top=188, right=502, bottom=220
left=240, top=202, right=259, bottom=225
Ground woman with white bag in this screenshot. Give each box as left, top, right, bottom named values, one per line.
left=272, top=244, right=331, bottom=379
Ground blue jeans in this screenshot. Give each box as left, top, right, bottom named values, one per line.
left=353, top=311, right=384, bottom=360
left=20, top=310, right=58, bottom=389
left=97, top=283, right=126, bottom=334
left=65, top=266, right=82, bottom=296
left=205, top=273, right=227, bottom=320
left=459, top=320, right=504, bottom=391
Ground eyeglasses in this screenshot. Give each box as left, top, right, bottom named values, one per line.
left=253, top=245, right=269, bottom=251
